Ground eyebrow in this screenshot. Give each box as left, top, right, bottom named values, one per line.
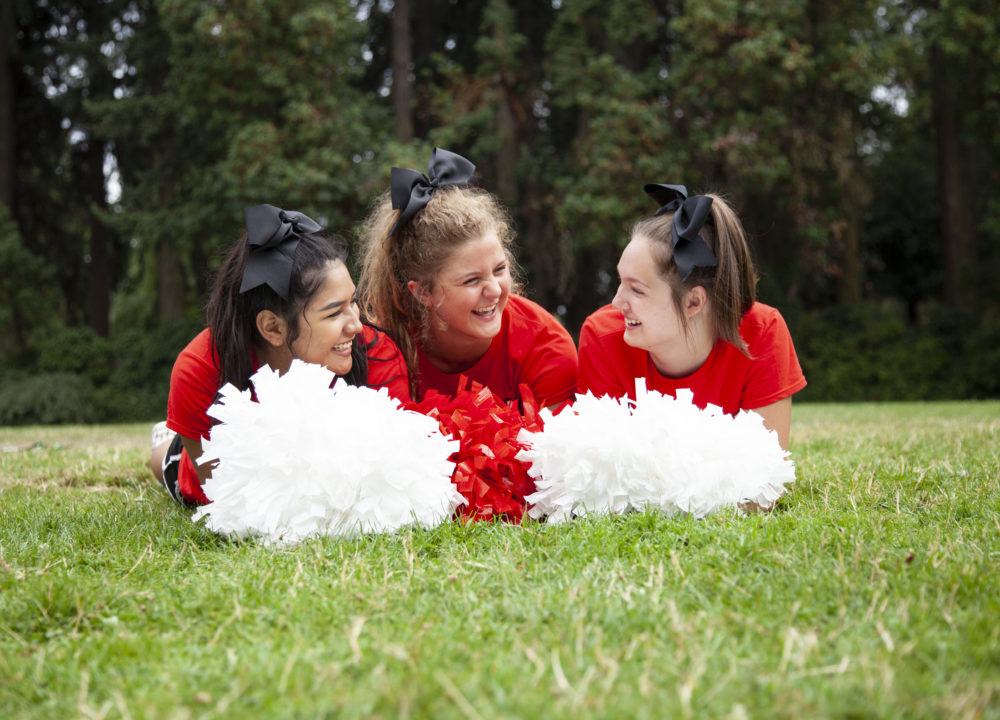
left=617, top=270, right=649, bottom=288
left=317, top=299, right=348, bottom=312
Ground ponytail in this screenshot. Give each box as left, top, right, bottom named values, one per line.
left=632, top=193, right=757, bottom=354
left=356, top=186, right=519, bottom=397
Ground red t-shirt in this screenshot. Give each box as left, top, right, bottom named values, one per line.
left=578, top=302, right=806, bottom=414
left=416, top=294, right=578, bottom=408
left=166, top=324, right=410, bottom=504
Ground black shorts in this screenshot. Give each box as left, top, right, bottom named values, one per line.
left=160, top=433, right=196, bottom=508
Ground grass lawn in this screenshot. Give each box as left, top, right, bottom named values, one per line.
left=1, top=402, right=998, bottom=719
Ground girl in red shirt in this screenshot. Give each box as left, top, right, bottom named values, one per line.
left=578, top=184, right=806, bottom=449
left=150, top=204, right=409, bottom=506
left=357, top=148, right=577, bottom=410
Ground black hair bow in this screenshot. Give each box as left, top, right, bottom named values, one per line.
left=240, top=204, right=323, bottom=300
left=389, top=147, right=476, bottom=236
left=643, top=183, right=717, bottom=281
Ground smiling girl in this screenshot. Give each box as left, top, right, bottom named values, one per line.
left=578, top=185, right=806, bottom=449
left=357, top=148, right=578, bottom=410
left=150, top=204, right=409, bottom=506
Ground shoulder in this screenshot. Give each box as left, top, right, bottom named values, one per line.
left=362, top=324, right=404, bottom=360
left=173, top=328, right=217, bottom=374
left=581, top=304, right=624, bottom=341
left=506, top=294, right=559, bottom=324
left=739, top=302, right=791, bottom=343
left=505, top=295, right=572, bottom=338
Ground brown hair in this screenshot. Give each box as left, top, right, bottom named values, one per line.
left=632, top=193, right=757, bottom=354
left=356, top=185, right=520, bottom=396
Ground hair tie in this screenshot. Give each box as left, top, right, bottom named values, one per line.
left=388, top=147, right=475, bottom=237
left=643, top=183, right=717, bottom=281
left=240, top=204, right=323, bottom=300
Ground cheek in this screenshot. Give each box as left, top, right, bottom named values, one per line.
left=290, top=323, right=311, bottom=352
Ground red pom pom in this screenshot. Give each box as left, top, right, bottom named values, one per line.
left=407, top=379, right=544, bottom=522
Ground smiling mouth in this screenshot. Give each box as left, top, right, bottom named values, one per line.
left=473, top=304, right=498, bottom=318
left=625, top=319, right=641, bottom=327
left=333, top=340, right=353, bottom=352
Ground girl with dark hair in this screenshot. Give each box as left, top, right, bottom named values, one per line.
left=357, top=148, right=578, bottom=410
left=150, top=204, right=409, bottom=506
left=578, top=185, right=806, bottom=450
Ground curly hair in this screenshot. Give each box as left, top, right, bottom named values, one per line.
left=356, top=185, right=521, bottom=396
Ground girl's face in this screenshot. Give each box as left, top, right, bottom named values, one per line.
left=420, top=230, right=511, bottom=347
left=290, top=260, right=363, bottom=376
left=611, top=235, right=687, bottom=354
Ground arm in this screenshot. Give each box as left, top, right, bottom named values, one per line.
left=749, top=396, right=793, bottom=451
left=740, top=396, right=793, bottom=514
left=180, top=435, right=217, bottom=484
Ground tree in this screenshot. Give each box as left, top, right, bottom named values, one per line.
left=103, top=0, right=391, bottom=325
left=7, top=0, right=131, bottom=338
left=0, top=2, right=15, bottom=215
left=392, top=0, right=414, bottom=141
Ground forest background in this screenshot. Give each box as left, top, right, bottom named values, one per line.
left=1, top=0, right=998, bottom=424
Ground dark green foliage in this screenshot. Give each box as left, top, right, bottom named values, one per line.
left=0, top=371, right=99, bottom=425
left=0, top=320, right=201, bottom=424
left=35, top=325, right=114, bottom=385
left=4, top=0, right=999, bottom=410
left=103, top=320, right=204, bottom=420
left=792, top=302, right=1000, bottom=402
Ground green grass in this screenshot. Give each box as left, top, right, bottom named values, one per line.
left=1, top=403, right=999, bottom=719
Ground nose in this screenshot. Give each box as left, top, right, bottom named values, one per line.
left=611, top=283, right=626, bottom=310
left=484, top=275, right=502, bottom=299
left=345, top=302, right=363, bottom=335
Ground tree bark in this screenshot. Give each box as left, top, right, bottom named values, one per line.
left=392, top=0, right=413, bottom=142
left=0, top=1, right=16, bottom=214
left=931, top=43, right=973, bottom=308
left=157, top=240, right=186, bottom=323
left=86, top=139, right=111, bottom=337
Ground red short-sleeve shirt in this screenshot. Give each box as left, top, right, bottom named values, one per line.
left=577, top=302, right=806, bottom=414
left=166, top=324, right=410, bottom=504
left=415, top=294, right=578, bottom=409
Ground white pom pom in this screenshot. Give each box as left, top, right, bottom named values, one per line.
left=192, top=360, right=462, bottom=545
left=519, top=380, right=795, bottom=522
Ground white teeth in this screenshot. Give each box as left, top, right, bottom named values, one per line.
left=334, top=341, right=352, bottom=351
left=625, top=319, right=640, bottom=327
left=474, top=304, right=497, bottom=315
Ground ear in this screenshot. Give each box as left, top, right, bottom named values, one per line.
left=256, top=309, right=289, bottom=348
left=683, top=286, right=708, bottom=320
left=407, top=280, right=434, bottom=308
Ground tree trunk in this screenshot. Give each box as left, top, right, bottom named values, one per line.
left=0, top=1, right=15, bottom=214
left=392, top=0, right=413, bottom=142
left=931, top=43, right=973, bottom=308
left=86, top=139, right=111, bottom=337
left=157, top=240, right=186, bottom=323
left=0, top=3, right=24, bottom=353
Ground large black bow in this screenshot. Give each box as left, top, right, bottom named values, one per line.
left=644, top=183, right=717, bottom=281
left=389, top=147, right=476, bottom=236
left=240, top=204, right=323, bottom=299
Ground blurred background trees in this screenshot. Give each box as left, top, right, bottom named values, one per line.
left=2, top=0, right=998, bottom=422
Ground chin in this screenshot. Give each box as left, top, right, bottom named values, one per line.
left=475, top=318, right=503, bottom=339
left=621, top=330, right=646, bottom=351
left=326, top=359, right=354, bottom=376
